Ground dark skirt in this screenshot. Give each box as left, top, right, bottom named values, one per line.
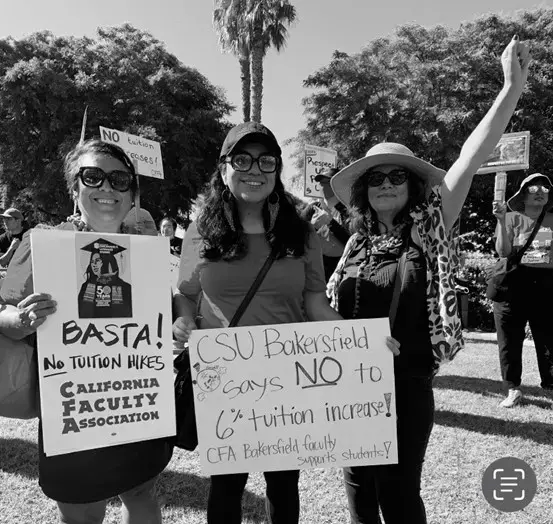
left=38, top=423, right=173, bottom=504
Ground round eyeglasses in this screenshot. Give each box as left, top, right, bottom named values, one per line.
left=226, top=153, right=279, bottom=173
left=527, top=184, right=550, bottom=194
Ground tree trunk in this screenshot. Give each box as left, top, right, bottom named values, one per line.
left=239, top=52, right=251, bottom=122
left=250, top=21, right=264, bottom=123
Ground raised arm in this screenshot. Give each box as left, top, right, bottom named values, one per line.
left=441, top=36, right=530, bottom=232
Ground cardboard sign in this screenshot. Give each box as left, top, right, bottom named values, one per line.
left=477, top=131, right=530, bottom=175
left=188, top=318, right=397, bottom=475
left=31, top=230, right=175, bottom=456
left=99, top=126, right=164, bottom=179
left=304, top=145, right=337, bottom=198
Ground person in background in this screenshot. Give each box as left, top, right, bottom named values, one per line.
left=0, top=207, right=29, bottom=267
left=301, top=168, right=351, bottom=281
left=0, top=139, right=172, bottom=524
left=159, top=216, right=182, bottom=257
left=492, top=173, right=553, bottom=407
left=327, top=36, right=529, bottom=523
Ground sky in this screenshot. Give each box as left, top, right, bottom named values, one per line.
left=2, top=0, right=552, bottom=183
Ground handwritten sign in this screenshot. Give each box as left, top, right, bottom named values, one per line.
left=477, top=131, right=530, bottom=175
left=188, top=318, right=397, bottom=475
left=31, top=230, right=175, bottom=456
left=99, top=126, right=164, bottom=179
left=304, top=145, right=337, bottom=199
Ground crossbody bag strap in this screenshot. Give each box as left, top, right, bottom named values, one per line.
left=512, top=208, right=547, bottom=263
left=229, top=245, right=279, bottom=328
left=389, top=249, right=408, bottom=333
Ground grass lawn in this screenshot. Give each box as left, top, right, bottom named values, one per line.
left=1, top=332, right=552, bottom=523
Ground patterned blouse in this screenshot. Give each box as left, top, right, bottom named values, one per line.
left=327, top=186, right=464, bottom=373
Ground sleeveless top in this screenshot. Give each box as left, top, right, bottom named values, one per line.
left=336, top=239, right=434, bottom=377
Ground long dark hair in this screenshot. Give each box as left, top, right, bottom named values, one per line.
left=197, top=163, right=310, bottom=261
left=349, top=170, right=425, bottom=236
left=85, top=252, right=119, bottom=281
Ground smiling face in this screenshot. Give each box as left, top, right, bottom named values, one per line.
left=221, top=142, right=277, bottom=207
left=74, top=153, right=133, bottom=233
left=367, top=164, right=410, bottom=217
left=160, top=219, right=175, bottom=238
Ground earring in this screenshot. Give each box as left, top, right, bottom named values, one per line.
left=267, top=192, right=280, bottom=232
left=222, top=188, right=236, bottom=232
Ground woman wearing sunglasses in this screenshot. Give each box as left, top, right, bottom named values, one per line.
left=0, top=139, right=172, bottom=523
left=492, top=173, right=553, bottom=407
left=326, top=36, right=530, bottom=523
left=172, top=122, right=378, bottom=524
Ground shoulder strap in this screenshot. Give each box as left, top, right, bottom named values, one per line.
left=389, top=249, right=408, bottom=333
left=229, top=245, right=278, bottom=327
left=512, top=208, right=547, bottom=262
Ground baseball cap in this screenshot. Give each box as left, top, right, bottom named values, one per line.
left=314, top=167, right=340, bottom=183
left=219, top=122, right=282, bottom=159
left=0, top=207, right=23, bottom=220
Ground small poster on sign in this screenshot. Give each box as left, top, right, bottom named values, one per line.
left=188, top=318, right=397, bottom=475
left=477, top=131, right=530, bottom=175
left=99, top=126, right=164, bottom=179
left=31, top=230, right=175, bottom=456
left=304, top=145, right=338, bottom=198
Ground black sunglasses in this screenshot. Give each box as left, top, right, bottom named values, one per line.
left=366, top=169, right=410, bottom=187
left=226, top=152, right=279, bottom=173
left=78, top=167, right=134, bottom=192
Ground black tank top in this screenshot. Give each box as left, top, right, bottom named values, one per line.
left=337, top=240, right=434, bottom=376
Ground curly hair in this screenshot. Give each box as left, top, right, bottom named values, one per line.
left=197, top=163, right=310, bottom=261
left=348, top=169, right=426, bottom=235
left=63, top=138, right=138, bottom=198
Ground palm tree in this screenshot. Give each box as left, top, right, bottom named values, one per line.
left=213, top=0, right=296, bottom=123
left=213, top=0, right=252, bottom=122
left=247, top=0, right=296, bottom=122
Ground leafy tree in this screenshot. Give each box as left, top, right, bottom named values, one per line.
left=289, top=8, right=553, bottom=253
left=212, top=0, right=296, bottom=123
left=0, top=24, right=233, bottom=225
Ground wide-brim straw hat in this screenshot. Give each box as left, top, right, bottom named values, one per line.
left=507, top=173, right=553, bottom=213
left=330, top=142, right=446, bottom=206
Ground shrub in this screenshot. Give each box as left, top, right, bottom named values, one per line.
left=457, top=251, right=496, bottom=331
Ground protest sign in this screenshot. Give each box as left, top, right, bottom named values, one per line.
left=304, top=145, right=338, bottom=198
left=188, top=318, right=397, bottom=475
left=477, top=131, right=530, bottom=175
left=99, top=126, right=164, bottom=179
left=31, top=230, right=176, bottom=456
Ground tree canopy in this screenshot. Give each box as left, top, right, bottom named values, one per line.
left=289, top=8, right=553, bottom=251
left=0, top=24, right=233, bottom=225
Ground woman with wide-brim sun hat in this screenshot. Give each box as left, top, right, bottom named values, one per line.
left=327, top=36, right=530, bottom=524
left=492, top=172, right=553, bottom=408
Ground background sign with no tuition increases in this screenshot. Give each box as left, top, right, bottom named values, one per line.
left=188, top=318, right=397, bottom=475
left=100, top=126, right=164, bottom=179
left=31, top=230, right=175, bottom=456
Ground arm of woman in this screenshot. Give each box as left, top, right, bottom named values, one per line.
left=493, top=201, right=513, bottom=257
left=441, top=37, right=530, bottom=232
left=172, top=223, right=203, bottom=344
left=304, top=290, right=343, bottom=321
left=0, top=234, right=56, bottom=339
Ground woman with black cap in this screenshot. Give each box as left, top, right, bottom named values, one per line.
left=173, top=122, right=399, bottom=523
left=493, top=173, right=553, bottom=407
